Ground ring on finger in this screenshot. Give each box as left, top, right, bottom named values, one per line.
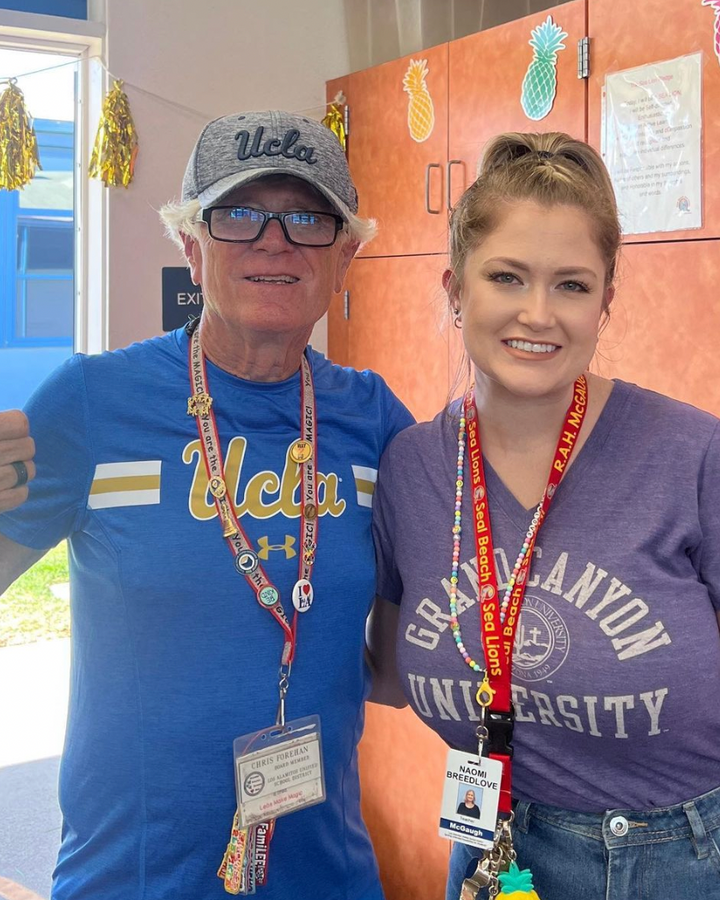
left=11, top=460, right=29, bottom=488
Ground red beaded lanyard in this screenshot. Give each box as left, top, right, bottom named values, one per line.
left=449, top=376, right=588, bottom=813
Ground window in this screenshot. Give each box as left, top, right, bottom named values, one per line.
left=0, top=47, right=79, bottom=407
left=0, top=1, right=87, bottom=19
left=2, top=118, right=75, bottom=347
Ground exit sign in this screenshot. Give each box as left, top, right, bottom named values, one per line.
left=162, top=267, right=204, bottom=331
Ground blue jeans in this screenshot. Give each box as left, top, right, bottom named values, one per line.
left=447, top=784, right=720, bottom=900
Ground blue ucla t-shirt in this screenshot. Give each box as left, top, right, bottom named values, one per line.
left=0, top=328, right=413, bottom=900
left=373, top=381, right=720, bottom=813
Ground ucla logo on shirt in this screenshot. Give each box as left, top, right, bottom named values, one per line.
left=513, top=595, right=570, bottom=682
left=183, top=437, right=378, bottom=521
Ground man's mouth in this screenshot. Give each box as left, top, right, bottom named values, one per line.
left=246, top=275, right=299, bottom=284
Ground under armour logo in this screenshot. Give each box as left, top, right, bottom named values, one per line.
left=257, top=535, right=297, bottom=560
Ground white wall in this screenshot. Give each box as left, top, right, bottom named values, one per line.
left=104, top=0, right=351, bottom=354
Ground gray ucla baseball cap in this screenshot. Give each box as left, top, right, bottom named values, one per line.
left=182, top=110, right=358, bottom=219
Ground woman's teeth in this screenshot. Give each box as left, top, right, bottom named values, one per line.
left=505, top=340, right=558, bottom=354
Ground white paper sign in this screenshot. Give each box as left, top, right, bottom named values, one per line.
left=603, top=52, right=702, bottom=235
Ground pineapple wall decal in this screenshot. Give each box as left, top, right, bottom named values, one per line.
left=520, top=16, right=568, bottom=121
left=702, top=0, right=720, bottom=64
left=496, top=861, right=542, bottom=900
left=403, top=59, right=435, bottom=142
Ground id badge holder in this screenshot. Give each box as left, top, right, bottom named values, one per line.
left=233, top=714, right=325, bottom=829
left=438, top=749, right=503, bottom=850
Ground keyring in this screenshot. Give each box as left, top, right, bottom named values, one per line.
left=11, top=460, right=28, bottom=488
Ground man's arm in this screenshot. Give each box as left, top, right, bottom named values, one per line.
left=0, top=411, right=35, bottom=513
left=0, top=532, right=45, bottom=594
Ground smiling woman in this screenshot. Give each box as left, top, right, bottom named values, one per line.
left=368, top=131, right=720, bottom=900
left=448, top=201, right=610, bottom=409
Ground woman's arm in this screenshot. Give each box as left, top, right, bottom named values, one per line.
left=365, top=595, right=408, bottom=708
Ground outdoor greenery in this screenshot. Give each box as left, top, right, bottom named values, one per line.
left=0, top=541, right=71, bottom=647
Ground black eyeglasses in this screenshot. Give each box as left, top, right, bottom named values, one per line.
left=201, top=205, right=344, bottom=247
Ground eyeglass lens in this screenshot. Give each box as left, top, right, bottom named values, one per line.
left=209, top=207, right=339, bottom=246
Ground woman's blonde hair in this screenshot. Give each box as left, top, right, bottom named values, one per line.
left=449, top=132, right=621, bottom=302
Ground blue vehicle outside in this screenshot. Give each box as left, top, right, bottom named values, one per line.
left=0, top=118, right=74, bottom=409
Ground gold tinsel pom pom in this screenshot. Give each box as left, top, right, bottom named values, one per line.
left=0, top=79, right=41, bottom=191
left=321, top=104, right=346, bottom=152
left=89, top=79, right=138, bottom=188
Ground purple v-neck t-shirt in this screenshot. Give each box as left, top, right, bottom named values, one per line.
left=373, top=380, right=720, bottom=812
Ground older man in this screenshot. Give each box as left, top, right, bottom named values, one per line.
left=0, top=111, right=412, bottom=900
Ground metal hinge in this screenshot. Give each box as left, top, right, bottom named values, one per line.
left=577, top=37, right=590, bottom=79
left=343, top=104, right=350, bottom=138
left=343, top=290, right=350, bottom=320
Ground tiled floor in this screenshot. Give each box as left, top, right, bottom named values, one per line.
left=0, top=639, right=69, bottom=900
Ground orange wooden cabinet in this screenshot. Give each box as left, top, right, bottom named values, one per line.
left=330, top=1, right=589, bottom=257
left=358, top=704, right=450, bottom=900
left=595, top=238, right=720, bottom=416
left=588, top=0, right=720, bottom=242
left=341, top=44, right=450, bottom=259
left=328, top=254, right=452, bottom=423
left=448, top=0, right=588, bottom=204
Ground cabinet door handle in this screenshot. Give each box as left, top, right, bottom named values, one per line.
left=447, top=159, right=465, bottom=210
left=425, top=163, right=442, bottom=215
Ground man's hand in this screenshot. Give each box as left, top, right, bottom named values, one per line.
left=0, top=410, right=35, bottom=513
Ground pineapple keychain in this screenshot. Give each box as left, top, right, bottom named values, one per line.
left=449, top=382, right=589, bottom=899
left=496, top=863, right=541, bottom=900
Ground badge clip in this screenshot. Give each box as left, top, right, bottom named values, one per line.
left=476, top=674, right=495, bottom=708
left=486, top=708, right=515, bottom=759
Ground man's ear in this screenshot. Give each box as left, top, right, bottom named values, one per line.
left=181, top=233, right=202, bottom=286
left=333, top=237, right=360, bottom=294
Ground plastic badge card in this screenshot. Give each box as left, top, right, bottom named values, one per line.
left=439, top=749, right=503, bottom=850
left=234, top=715, right=325, bottom=829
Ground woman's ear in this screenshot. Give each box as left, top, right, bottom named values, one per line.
left=603, top=285, right=615, bottom=313
left=443, top=268, right=462, bottom=321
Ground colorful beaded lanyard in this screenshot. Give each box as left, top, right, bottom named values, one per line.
left=448, top=377, right=589, bottom=898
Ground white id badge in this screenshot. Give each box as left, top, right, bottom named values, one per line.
left=233, top=715, right=325, bottom=829
left=438, top=749, right=503, bottom=850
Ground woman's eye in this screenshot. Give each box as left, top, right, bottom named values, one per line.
left=560, top=280, right=589, bottom=293
left=489, top=271, right=518, bottom=285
